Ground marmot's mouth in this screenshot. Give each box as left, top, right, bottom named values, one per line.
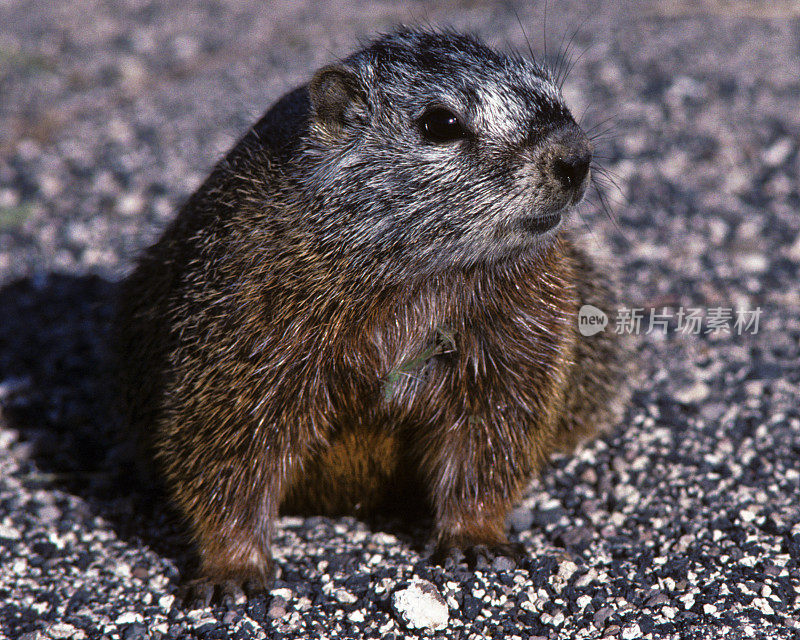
left=520, top=213, right=562, bottom=235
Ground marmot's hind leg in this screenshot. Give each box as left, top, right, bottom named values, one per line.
left=556, top=242, right=630, bottom=452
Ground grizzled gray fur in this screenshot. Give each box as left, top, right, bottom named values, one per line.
left=261, top=28, right=590, bottom=276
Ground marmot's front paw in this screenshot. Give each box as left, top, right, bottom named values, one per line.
left=431, top=541, right=527, bottom=570
left=177, top=576, right=271, bottom=609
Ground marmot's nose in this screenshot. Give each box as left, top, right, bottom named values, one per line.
left=542, top=124, right=593, bottom=197
left=552, top=150, right=591, bottom=191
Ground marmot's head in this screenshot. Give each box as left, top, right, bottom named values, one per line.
left=298, top=28, right=593, bottom=277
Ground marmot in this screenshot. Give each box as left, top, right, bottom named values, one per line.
left=116, top=28, right=626, bottom=601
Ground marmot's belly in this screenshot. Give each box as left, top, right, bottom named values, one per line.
left=279, top=426, right=425, bottom=518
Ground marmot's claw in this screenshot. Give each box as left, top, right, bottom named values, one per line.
left=463, top=542, right=527, bottom=569
left=430, top=544, right=465, bottom=569
left=176, top=575, right=270, bottom=609
left=243, top=578, right=269, bottom=598
left=176, top=579, right=215, bottom=609
left=219, top=580, right=247, bottom=607
left=431, top=541, right=527, bottom=571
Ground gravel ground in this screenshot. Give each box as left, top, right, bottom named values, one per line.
left=1, top=1, right=800, bottom=638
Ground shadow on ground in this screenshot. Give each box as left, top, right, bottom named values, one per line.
left=0, top=273, right=193, bottom=570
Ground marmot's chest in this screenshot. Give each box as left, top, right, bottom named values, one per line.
left=370, top=305, right=568, bottom=415
left=378, top=324, right=459, bottom=404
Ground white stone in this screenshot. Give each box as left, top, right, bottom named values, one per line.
left=271, top=587, right=293, bottom=601
left=520, top=595, right=537, bottom=612
left=115, top=612, right=143, bottom=625
left=557, top=560, right=579, bottom=583
left=674, top=381, right=710, bottom=404
left=391, top=578, right=449, bottom=631
left=763, top=137, right=794, bottom=167
left=47, top=623, right=79, bottom=639
left=192, top=617, right=217, bottom=630
left=621, top=623, right=642, bottom=639
left=752, top=597, right=774, bottom=615
left=0, top=430, right=16, bottom=450
left=379, top=619, right=397, bottom=634
left=117, top=193, right=144, bottom=216
left=737, top=253, right=768, bottom=273
left=333, top=588, right=357, bottom=604
left=348, top=610, right=366, bottom=623
left=610, top=512, right=626, bottom=527
left=576, top=568, right=599, bottom=587
left=0, top=524, right=21, bottom=540
left=372, top=532, right=399, bottom=545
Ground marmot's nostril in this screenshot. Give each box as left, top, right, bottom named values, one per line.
left=552, top=151, right=591, bottom=190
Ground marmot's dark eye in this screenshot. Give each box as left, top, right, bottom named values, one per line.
left=417, top=107, right=467, bottom=144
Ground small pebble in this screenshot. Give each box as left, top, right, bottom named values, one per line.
left=391, top=579, right=449, bottom=631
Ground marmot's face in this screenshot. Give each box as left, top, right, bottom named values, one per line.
left=304, top=29, right=593, bottom=275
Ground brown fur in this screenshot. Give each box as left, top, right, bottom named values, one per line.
left=115, top=29, right=626, bottom=588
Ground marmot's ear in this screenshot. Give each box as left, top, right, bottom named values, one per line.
left=309, top=65, right=369, bottom=131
